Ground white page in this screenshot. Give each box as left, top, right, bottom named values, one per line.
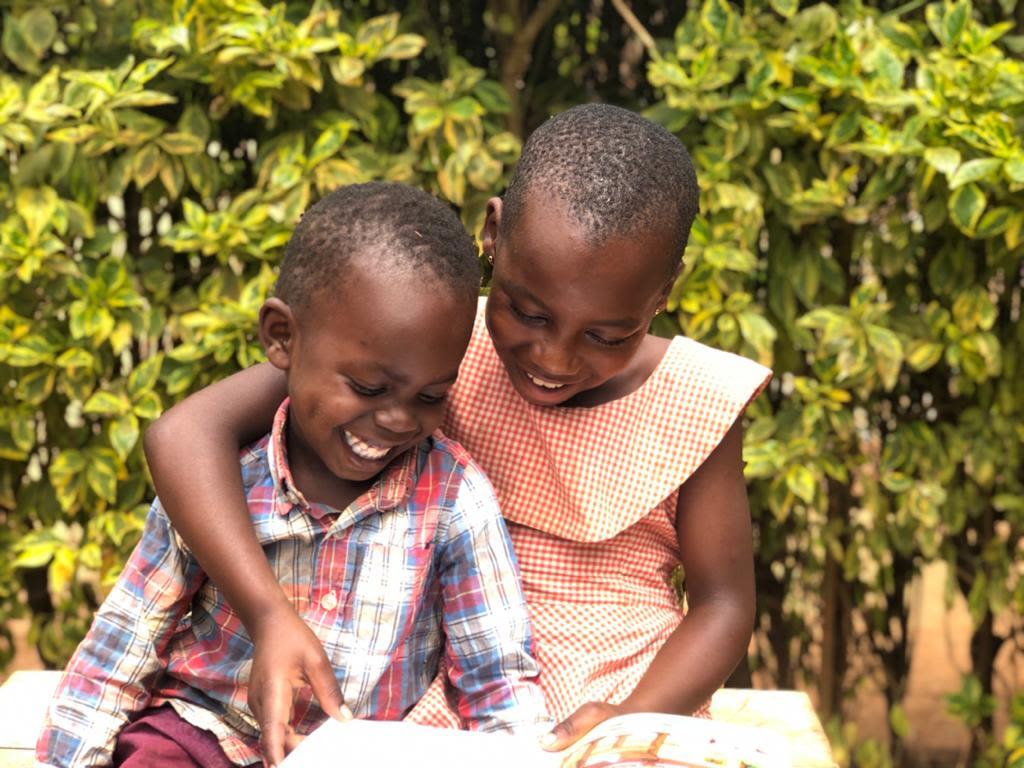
left=281, top=718, right=558, bottom=768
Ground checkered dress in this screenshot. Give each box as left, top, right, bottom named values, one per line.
left=406, top=301, right=771, bottom=724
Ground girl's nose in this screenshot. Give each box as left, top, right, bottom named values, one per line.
left=532, top=338, right=582, bottom=380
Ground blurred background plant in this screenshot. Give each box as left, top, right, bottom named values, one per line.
left=0, top=1, right=1021, bottom=765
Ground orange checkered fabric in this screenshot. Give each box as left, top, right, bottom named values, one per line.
left=406, top=300, right=772, bottom=724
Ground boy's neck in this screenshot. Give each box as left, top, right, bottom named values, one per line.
left=283, top=423, right=375, bottom=513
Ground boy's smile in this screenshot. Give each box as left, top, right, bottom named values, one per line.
left=260, top=258, right=475, bottom=509
left=483, top=194, right=678, bottom=409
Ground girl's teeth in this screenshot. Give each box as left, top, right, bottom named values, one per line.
left=344, top=431, right=389, bottom=460
left=526, top=372, right=566, bottom=390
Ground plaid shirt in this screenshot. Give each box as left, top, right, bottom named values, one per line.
left=38, top=400, right=546, bottom=767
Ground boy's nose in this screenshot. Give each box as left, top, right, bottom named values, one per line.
left=373, top=404, right=419, bottom=437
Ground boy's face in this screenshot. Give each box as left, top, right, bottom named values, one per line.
left=483, top=194, right=676, bottom=408
left=260, top=259, right=474, bottom=502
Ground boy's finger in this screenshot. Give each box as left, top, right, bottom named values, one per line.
left=307, top=657, right=349, bottom=720
left=256, top=677, right=293, bottom=768
left=283, top=728, right=308, bottom=754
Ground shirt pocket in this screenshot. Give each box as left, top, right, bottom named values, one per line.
left=348, top=541, right=434, bottom=656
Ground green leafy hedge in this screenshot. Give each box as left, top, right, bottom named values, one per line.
left=1, top=1, right=1021, bottom=764
left=0, top=0, right=520, bottom=664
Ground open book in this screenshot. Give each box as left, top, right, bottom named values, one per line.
left=281, top=712, right=791, bottom=767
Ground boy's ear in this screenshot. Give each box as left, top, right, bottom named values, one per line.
left=481, top=196, right=503, bottom=260
left=259, top=298, right=296, bottom=370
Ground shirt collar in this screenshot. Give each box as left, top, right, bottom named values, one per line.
left=266, top=398, right=421, bottom=519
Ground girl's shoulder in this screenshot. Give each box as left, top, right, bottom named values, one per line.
left=653, top=334, right=772, bottom=412
left=447, top=318, right=771, bottom=542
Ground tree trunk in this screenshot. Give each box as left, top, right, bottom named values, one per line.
left=488, top=0, right=562, bottom=137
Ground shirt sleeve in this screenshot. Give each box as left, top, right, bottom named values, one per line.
left=435, top=460, right=551, bottom=734
left=36, top=500, right=204, bottom=767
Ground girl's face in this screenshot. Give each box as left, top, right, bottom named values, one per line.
left=483, top=194, right=677, bottom=408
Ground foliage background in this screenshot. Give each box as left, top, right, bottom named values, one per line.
left=1, top=1, right=1022, bottom=765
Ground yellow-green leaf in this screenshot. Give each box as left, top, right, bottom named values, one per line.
left=109, top=413, right=140, bottom=459
left=87, top=448, right=120, bottom=503
left=156, top=131, right=206, bottom=155
left=769, top=0, right=798, bottom=18
left=357, top=14, right=399, bottom=46
left=83, top=389, right=131, bottom=417
left=16, top=367, right=55, bottom=405
left=50, top=449, right=87, bottom=486
left=949, top=158, right=1002, bottom=190
left=948, top=183, right=986, bottom=234
left=6, top=334, right=55, bottom=367
left=133, top=390, right=163, bottom=420
left=785, top=465, right=817, bottom=504
left=906, top=341, right=944, bottom=371
left=128, top=354, right=164, bottom=397
left=923, top=147, right=960, bottom=177
left=701, top=0, right=737, bottom=41
left=132, top=143, right=162, bottom=189
left=55, top=348, right=95, bottom=372
left=16, top=186, right=58, bottom=242
left=19, top=8, right=57, bottom=57
left=1003, top=156, right=1024, bottom=184
left=379, top=34, right=426, bottom=60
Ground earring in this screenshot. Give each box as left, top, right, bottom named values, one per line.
left=654, top=307, right=663, bottom=316
left=486, top=251, right=494, bottom=265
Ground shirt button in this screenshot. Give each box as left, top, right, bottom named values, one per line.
left=319, top=591, right=338, bottom=611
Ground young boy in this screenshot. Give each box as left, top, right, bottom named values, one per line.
left=37, top=183, right=547, bottom=767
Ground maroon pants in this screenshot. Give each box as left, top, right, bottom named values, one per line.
left=113, top=705, right=238, bottom=767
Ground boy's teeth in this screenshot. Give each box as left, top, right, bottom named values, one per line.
left=526, top=372, right=566, bottom=390
left=344, top=431, right=390, bottom=460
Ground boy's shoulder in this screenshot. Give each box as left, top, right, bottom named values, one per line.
left=418, top=430, right=488, bottom=489
left=424, top=429, right=474, bottom=467
left=416, top=431, right=498, bottom=511
left=238, top=432, right=274, bottom=490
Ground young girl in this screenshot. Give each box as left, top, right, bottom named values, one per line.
left=144, top=104, right=771, bottom=766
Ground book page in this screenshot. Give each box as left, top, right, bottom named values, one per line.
left=281, top=718, right=558, bottom=768
left=556, top=712, right=791, bottom=768
left=282, top=713, right=790, bottom=768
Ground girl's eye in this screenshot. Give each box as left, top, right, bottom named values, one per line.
left=418, top=391, right=449, bottom=405
left=349, top=379, right=386, bottom=397
left=510, top=302, right=546, bottom=325
left=587, top=331, right=631, bottom=347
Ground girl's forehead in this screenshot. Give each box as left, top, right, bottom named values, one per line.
left=503, top=193, right=677, bottom=277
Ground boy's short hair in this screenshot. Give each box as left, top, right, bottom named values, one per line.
left=276, top=182, right=480, bottom=311
left=501, top=103, right=699, bottom=275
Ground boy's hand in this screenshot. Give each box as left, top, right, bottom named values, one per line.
left=539, top=701, right=626, bottom=751
left=249, top=608, right=350, bottom=767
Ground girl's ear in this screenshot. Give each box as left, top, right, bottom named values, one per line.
left=481, top=196, right=503, bottom=261
left=653, top=265, right=682, bottom=316
left=259, top=297, right=296, bottom=371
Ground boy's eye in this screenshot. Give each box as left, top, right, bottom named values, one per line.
left=510, top=302, right=546, bottom=325
left=348, top=379, right=386, bottom=397
left=586, top=330, right=632, bottom=347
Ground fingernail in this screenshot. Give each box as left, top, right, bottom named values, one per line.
left=338, top=705, right=354, bottom=721
left=538, top=732, right=556, bottom=747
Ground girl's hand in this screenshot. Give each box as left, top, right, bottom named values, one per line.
left=249, top=608, right=350, bottom=767
left=540, top=701, right=626, bottom=751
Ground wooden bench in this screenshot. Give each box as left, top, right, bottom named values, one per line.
left=1, top=670, right=835, bottom=766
